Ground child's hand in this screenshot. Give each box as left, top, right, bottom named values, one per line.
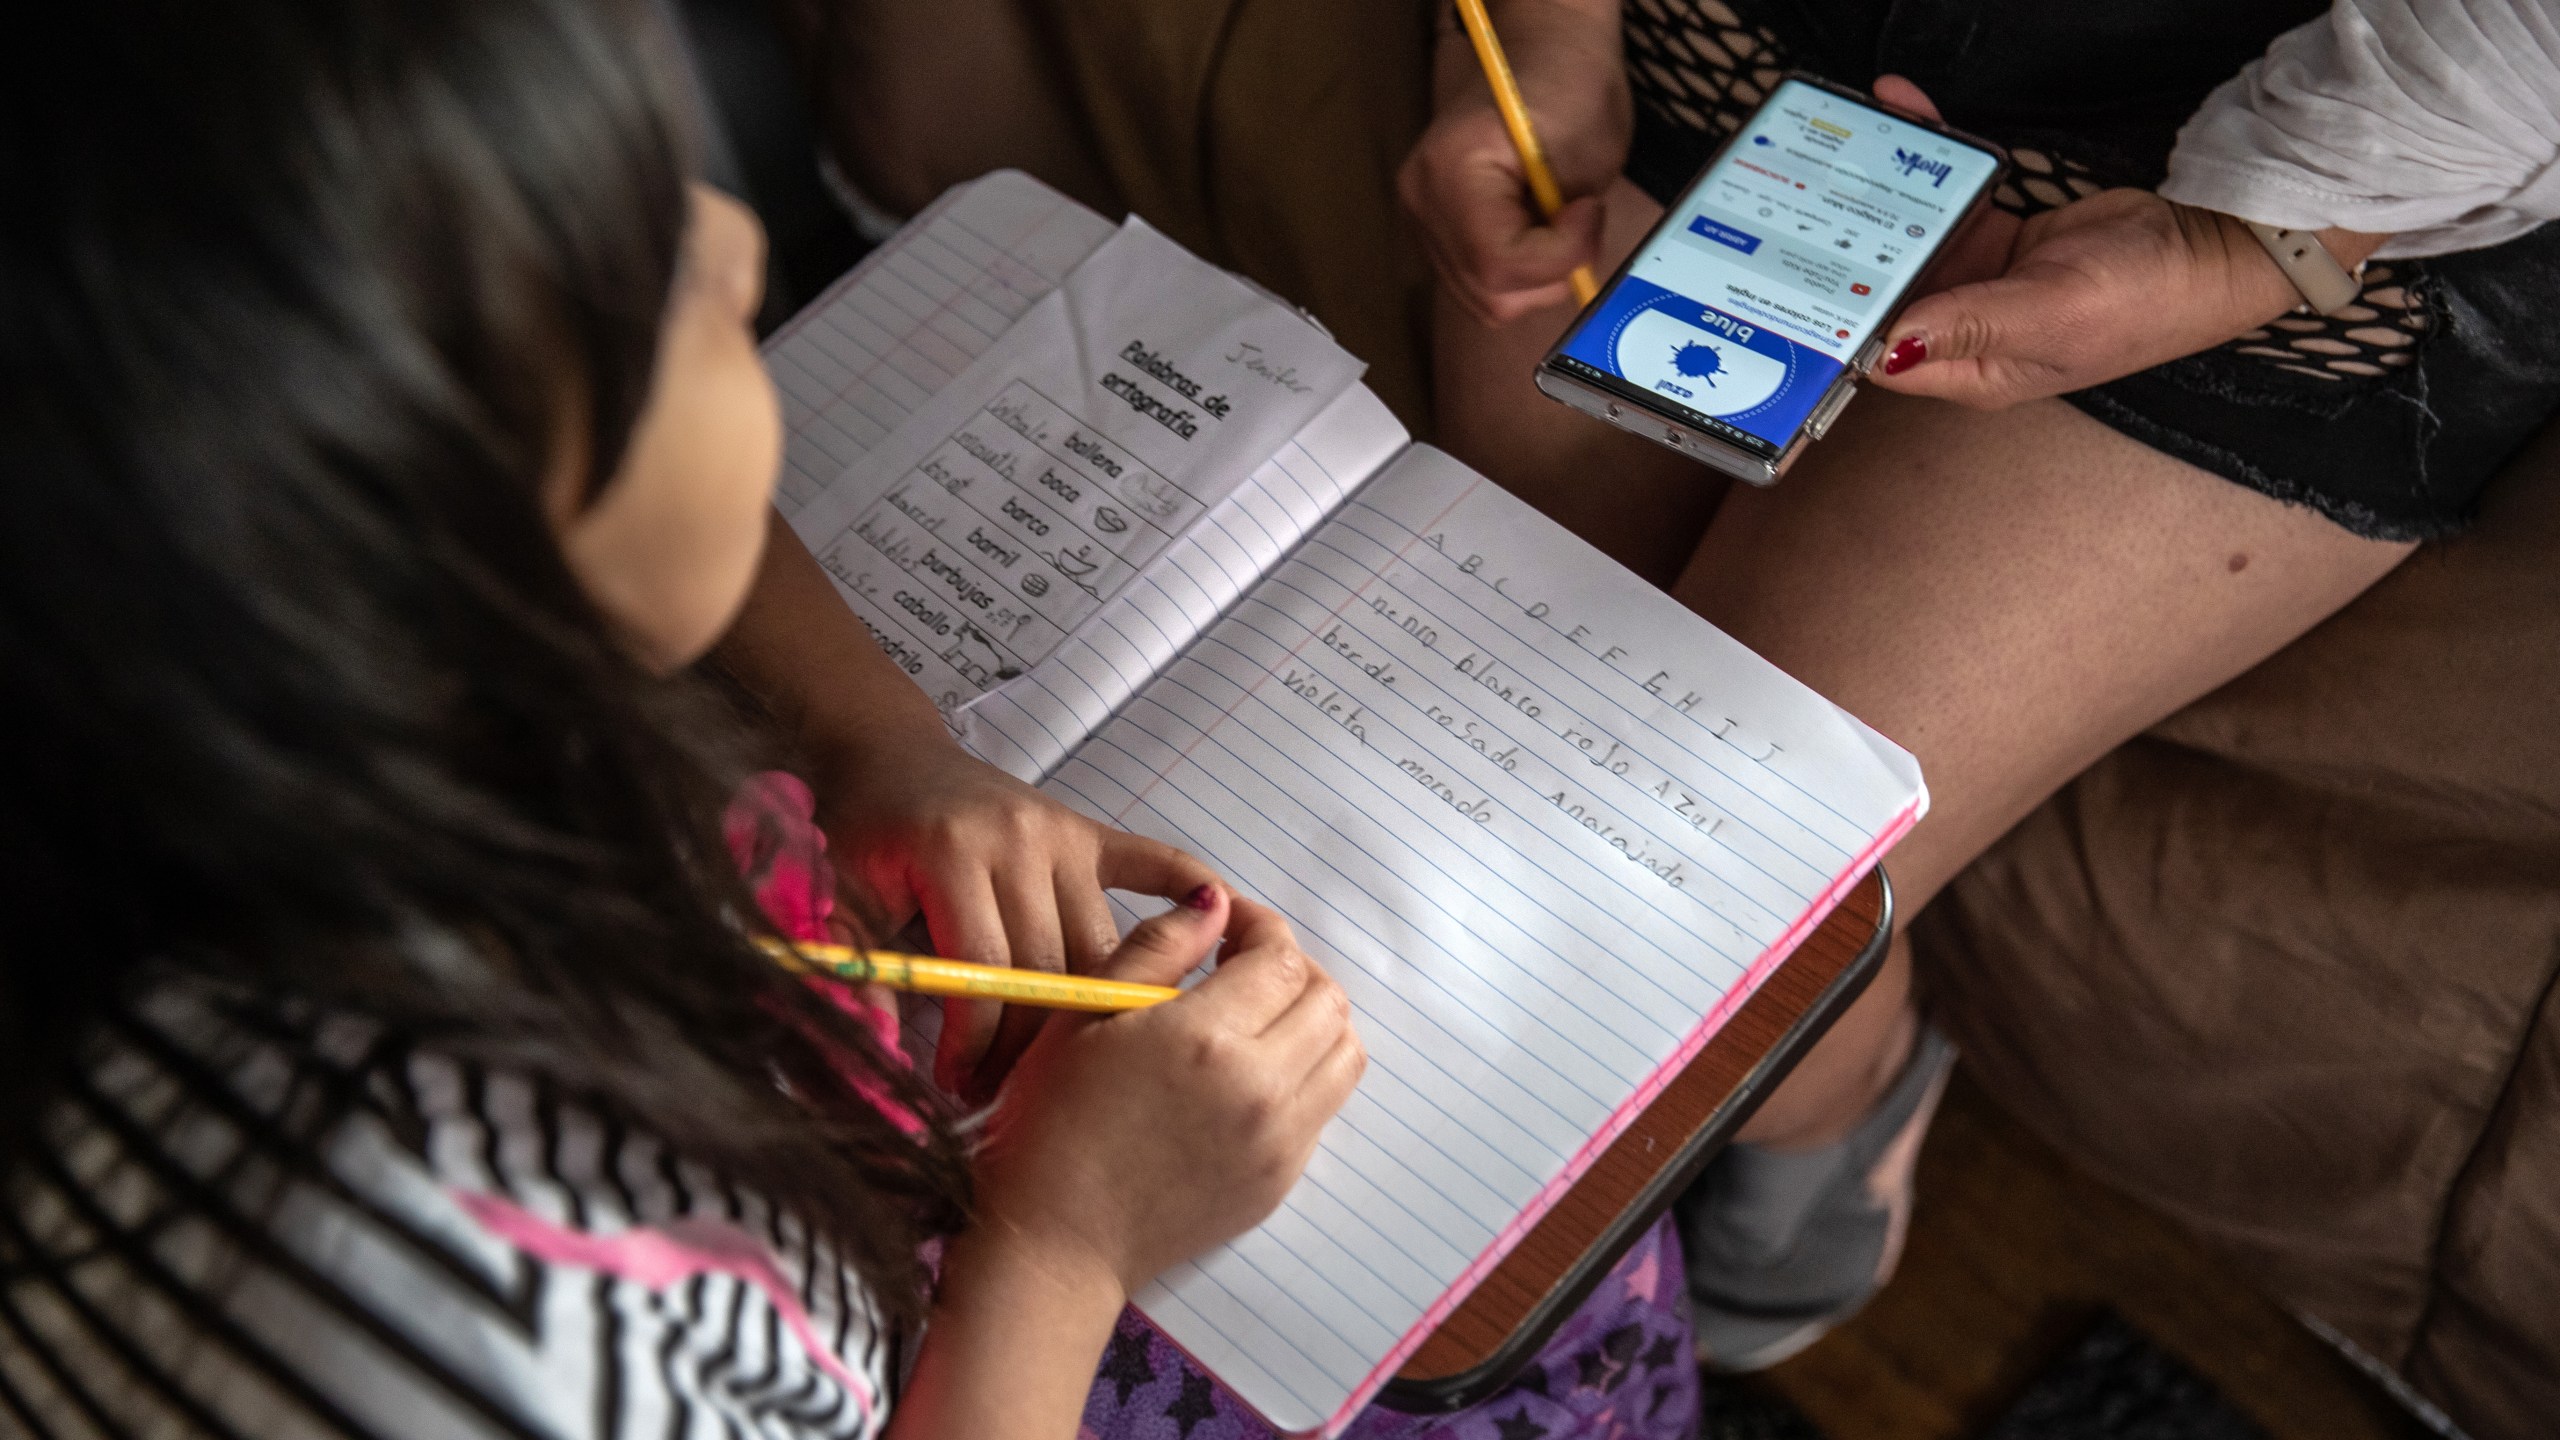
left=970, top=886, right=1366, bottom=1300
left=815, top=733, right=1219, bottom=1100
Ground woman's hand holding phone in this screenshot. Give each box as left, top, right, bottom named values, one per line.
left=1865, top=77, right=2389, bottom=410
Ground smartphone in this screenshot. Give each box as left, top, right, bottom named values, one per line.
left=1535, top=75, right=2005, bottom=484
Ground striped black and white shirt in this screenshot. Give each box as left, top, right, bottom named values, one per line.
left=0, top=984, right=894, bottom=1440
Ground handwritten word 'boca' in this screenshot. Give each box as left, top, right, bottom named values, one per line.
left=1224, top=340, right=1314, bottom=394
left=1036, top=466, right=1082, bottom=505
left=1118, top=340, right=1231, bottom=419
left=1318, top=625, right=1402, bottom=683
left=1420, top=705, right=1521, bottom=772
left=1549, top=791, right=1688, bottom=887
left=1099, top=372, right=1200, bottom=440
left=1063, top=432, right=1123, bottom=478
left=1281, top=669, right=1368, bottom=743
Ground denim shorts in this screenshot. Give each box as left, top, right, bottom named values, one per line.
left=1621, top=0, right=2560, bottom=539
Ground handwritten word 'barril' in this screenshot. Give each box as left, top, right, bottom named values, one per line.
left=1099, top=372, right=1200, bottom=440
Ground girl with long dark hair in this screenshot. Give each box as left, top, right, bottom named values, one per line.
left=0, top=2, right=1363, bottom=1435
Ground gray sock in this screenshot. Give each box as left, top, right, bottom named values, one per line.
left=1678, top=1024, right=1958, bottom=1365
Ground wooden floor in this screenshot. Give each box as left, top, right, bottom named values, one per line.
left=1749, top=1072, right=2431, bottom=1440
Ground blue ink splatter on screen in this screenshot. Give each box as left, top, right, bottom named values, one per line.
left=1671, top=341, right=1723, bottom=385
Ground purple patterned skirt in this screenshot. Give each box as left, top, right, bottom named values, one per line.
left=1080, top=1217, right=1696, bottom=1440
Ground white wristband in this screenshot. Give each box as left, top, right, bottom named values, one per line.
left=2244, top=220, right=2364, bottom=317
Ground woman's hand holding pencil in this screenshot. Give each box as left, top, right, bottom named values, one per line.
left=1400, top=0, right=1629, bottom=324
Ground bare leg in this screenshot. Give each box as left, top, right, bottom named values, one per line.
left=1428, top=182, right=2414, bottom=1148
left=1678, top=388, right=2414, bottom=1144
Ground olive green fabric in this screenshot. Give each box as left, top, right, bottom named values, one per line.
left=1920, top=425, right=2560, bottom=1438
left=780, top=0, right=1438, bottom=431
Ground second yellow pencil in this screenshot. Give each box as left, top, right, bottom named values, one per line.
left=760, top=938, right=1181, bottom=1013
left=1453, top=0, right=1601, bottom=306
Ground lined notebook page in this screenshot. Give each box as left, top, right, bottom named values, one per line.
left=953, top=385, right=1409, bottom=782
left=763, top=170, right=1114, bottom=516
left=1046, top=447, right=1926, bottom=1434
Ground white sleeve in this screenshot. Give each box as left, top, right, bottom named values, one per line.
left=2158, top=0, right=2560, bottom=258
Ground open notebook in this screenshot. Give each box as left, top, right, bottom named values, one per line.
left=764, top=172, right=1927, bottom=1435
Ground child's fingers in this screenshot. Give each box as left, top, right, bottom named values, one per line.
left=915, top=869, right=1007, bottom=1087
left=1091, top=884, right=1230, bottom=989
left=1182, top=900, right=1321, bottom=1033
left=1055, top=865, right=1122, bottom=977
left=975, top=865, right=1073, bottom=1088
left=1095, top=828, right=1220, bottom=908
left=1297, top=1028, right=1367, bottom=1118
left=1257, top=961, right=1356, bottom=1061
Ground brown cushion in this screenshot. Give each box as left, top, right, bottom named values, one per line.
left=1919, top=423, right=2560, bottom=1438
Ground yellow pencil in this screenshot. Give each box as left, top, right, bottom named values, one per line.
left=1453, top=0, right=1601, bottom=307
left=760, top=938, right=1180, bottom=1013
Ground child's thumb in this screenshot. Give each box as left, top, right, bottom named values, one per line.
left=1095, top=884, right=1228, bottom=988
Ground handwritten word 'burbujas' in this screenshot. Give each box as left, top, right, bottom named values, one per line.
left=1119, top=340, right=1231, bottom=419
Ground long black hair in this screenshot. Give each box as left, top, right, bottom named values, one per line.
left=0, top=0, right=966, bottom=1312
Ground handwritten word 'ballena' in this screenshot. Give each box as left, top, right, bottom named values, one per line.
left=1119, top=340, right=1231, bottom=418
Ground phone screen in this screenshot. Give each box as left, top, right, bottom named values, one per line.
left=1553, top=79, right=2000, bottom=454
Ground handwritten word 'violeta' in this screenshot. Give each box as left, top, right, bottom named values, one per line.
left=1285, top=668, right=1492, bottom=825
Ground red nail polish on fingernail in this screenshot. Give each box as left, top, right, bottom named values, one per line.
left=1881, top=336, right=1927, bottom=376
left=1184, top=884, right=1219, bottom=911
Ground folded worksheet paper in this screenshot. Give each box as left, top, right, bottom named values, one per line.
left=766, top=172, right=1926, bottom=1436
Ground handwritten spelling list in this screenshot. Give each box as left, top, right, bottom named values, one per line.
left=787, top=219, right=1364, bottom=713
left=1042, top=448, right=1925, bottom=1432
